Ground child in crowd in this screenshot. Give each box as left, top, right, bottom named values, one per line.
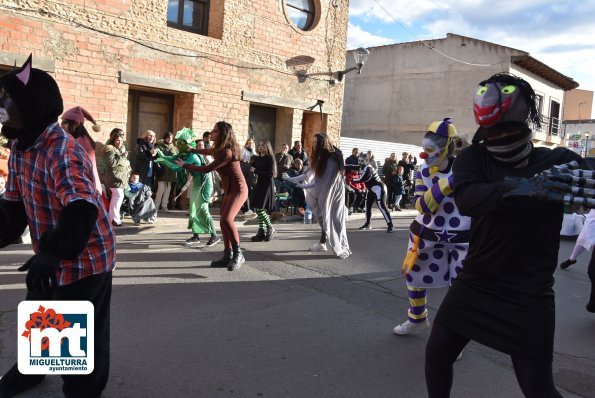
left=125, top=172, right=157, bottom=226
left=345, top=169, right=366, bottom=214
left=392, top=165, right=405, bottom=211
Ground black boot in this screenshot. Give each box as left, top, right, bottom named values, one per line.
left=210, top=248, right=232, bottom=268
left=264, top=226, right=276, bottom=242
left=587, top=289, right=595, bottom=313
left=251, top=228, right=266, bottom=242
left=387, top=222, right=394, bottom=233
left=560, top=258, right=577, bottom=269
left=0, top=364, right=45, bottom=398
left=228, top=244, right=245, bottom=271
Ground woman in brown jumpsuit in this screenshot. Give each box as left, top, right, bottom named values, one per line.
left=175, top=121, right=248, bottom=271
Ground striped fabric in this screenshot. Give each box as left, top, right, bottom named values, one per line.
left=352, top=164, right=382, bottom=188
left=407, top=286, right=428, bottom=323
left=255, top=208, right=272, bottom=228
left=413, top=170, right=454, bottom=214
left=5, top=122, right=115, bottom=286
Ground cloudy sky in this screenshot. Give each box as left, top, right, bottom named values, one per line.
left=348, top=0, right=595, bottom=116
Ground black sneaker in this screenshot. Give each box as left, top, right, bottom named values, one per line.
left=185, top=236, right=201, bottom=246
left=559, top=258, right=577, bottom=269
left=387, top=223, right=394, bottom=233
left=205, top=236, right=221, bottom=247
left=358, top=224, right=371, bottom=230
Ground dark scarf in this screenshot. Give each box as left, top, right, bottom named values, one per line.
left=484, top=127, right=533, bottom=168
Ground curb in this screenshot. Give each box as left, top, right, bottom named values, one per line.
left=114, top=208, right=418, bottom=236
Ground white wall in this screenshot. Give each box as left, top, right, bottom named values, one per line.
left=342, top=34, right=533, bottom=146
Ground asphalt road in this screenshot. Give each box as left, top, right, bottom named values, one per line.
left=0, top=211, right=593, bottom=397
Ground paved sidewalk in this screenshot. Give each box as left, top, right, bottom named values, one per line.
left=113, top=206, right=419, bottom=236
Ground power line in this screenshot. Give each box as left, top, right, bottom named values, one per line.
left=371, top=0, right=498, bottom=67
left=0, top=4, right=334, bottom=83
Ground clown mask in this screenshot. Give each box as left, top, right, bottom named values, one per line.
left=420, top=137, right=447, bottom=169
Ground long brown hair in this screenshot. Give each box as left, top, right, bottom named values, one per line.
left=212, top=121, right=241, bottom=160
left=257, top=139, right=277, bottom=178
left=106, top=128, right=124, bottom=147
left=310, top=133, right=339, bottom=178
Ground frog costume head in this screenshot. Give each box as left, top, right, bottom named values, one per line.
left=175, top=127, right=196, bottom=154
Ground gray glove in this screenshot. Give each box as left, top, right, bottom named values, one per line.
left=503, top=161, right=595, bottom=207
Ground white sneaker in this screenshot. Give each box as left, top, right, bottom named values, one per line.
left=310, top=242, right=327, bottom=252
left=393, top=319, right=430, bottom=335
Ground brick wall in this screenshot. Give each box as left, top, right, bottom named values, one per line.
left=0, top=0, right=349, bottom=146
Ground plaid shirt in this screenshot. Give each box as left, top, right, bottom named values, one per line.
left=5, top=122, right=115, bottom=286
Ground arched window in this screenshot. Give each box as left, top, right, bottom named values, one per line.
left=285, top=0, right=315, bottom=31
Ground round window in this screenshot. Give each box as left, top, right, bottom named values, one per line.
left=285, top=0, right=316, bottom=31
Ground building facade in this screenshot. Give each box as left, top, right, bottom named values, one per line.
left=563, top=89, right=594, bottom=121
left=0, top=0, right=349, bottom=161
left=342, top=33, right=578, bottom=148
left=562, top=89, right=595, bottom=157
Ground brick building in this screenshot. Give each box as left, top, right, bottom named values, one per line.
left=0, top=0, right=349, bottom=163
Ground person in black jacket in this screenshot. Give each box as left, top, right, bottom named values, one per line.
left=288, top=140, right=309, bottom=167
left=345, top=147, right=360, bottom=173
left=250, top=140, right=277, bottom=242
left=135, top=130, right=158, bottom=188
left=397, top=152, right=417, bottom=207
left=425, top=73, right=590, bottom=398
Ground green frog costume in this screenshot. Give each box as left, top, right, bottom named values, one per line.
left=155, top=128, right=219, bottom=246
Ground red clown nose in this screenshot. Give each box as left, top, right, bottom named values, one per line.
left=419, top=152, right=428, bottom=160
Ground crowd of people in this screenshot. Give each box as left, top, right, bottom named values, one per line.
left=1, top=56, right=594, bottom=398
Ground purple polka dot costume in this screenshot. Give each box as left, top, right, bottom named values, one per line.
left=406, top=163, right=470, bottom=288
left=394, top=118, right=469, bottom=332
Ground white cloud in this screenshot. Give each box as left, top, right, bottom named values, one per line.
left=349, top=0, right=595, bottom=92
left=347, top=23, right=394, bottom=49
left=348, top=0, right=443, bottom=25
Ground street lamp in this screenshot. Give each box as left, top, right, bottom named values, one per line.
left=584, top=131, right=592, bottom=158
left=337, top=47, right=371, bottom=82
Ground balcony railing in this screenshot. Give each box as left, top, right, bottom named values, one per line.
left=533, top=117, right=562, bottom=138
left=549, top=116, right=560, bottom=136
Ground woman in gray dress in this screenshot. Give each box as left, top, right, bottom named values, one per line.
left=284, top=133, right=350, bottom=259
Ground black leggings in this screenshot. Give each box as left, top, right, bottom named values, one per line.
left=425, top=322, right=562, bottom=398
left=365, top=184, right=392, bottom=225
left=320, top=229, right=327, bottom=244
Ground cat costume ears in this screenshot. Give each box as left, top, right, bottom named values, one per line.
left=15, top=54, right=32, bottom=86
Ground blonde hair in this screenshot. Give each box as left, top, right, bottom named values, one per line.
left=145, top=130, right=156, bottom=140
